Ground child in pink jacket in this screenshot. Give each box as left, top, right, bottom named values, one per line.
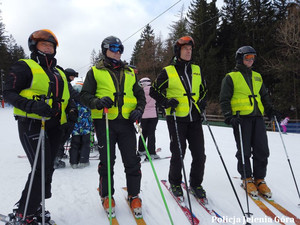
left=137, top=77, right=160, bottom=159
left=280, top=117, right=290, bottom=134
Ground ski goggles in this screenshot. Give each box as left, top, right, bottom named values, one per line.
left=243, top=54, right=256, bottom=61
left=31, top=29, right=59, bottom=46
left=177, top=36, right=195, bottom=46
left=109, top=44, right=124, bottom=54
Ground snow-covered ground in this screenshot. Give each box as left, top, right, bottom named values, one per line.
left=0, top=107, right=299, bottom=225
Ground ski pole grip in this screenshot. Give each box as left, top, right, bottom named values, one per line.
left=104, top=107, right=108, bottom=114
left=171, top=107, right=176, bottom=114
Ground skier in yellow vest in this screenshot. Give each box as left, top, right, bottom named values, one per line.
left=220, top=46, right=282, bottom=198
left=80, top=36, right=146, bottom=217
left=150, top=36, right=207, bottom=200
left=4, top=29, right=77, bottom=224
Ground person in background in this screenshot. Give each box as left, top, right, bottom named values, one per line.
left=80, top=36, right=146, bottom=217
left=54, top=68, right=79, bottom=169
left=150, top=36, right=207, bottom=200
left=137, top=77, right=160, bottom=159
left=280, top=116, right=290, bottom=134
left=3, top=29, right=76, bottom=224
left=69, top=82, right=92, bottom=168
left=219, top=46, right=282, bottom=198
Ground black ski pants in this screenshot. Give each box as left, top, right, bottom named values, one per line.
left=232, top=116, right=270, bottom=179
left=56, top=122, right=75, bottom=159
left=94, top=119, right=141, bottom=198
left=138, top=117, right=158, bottom=154
left=69, top=134, right=90, bottom=164
left=16, top=117, right=61, bottom=215
left=166, top=117, right=206, bottom=187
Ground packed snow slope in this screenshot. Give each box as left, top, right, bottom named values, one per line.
left=0, top=107, right=299, bottom=225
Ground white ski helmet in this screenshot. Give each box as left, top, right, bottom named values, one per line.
left=139, top=77, right=151, bottom=88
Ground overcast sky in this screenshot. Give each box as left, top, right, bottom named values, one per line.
left=1, top=0, right=223, bottom=77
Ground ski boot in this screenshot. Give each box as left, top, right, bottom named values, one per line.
left=255, top=179, right=272, bottom=198
left=242, top=177, right=258, bottom=197
left=170, top=184, right=183, bottom=198
left=6, top=212, right=38, bottom=225
left=128, top=195, right=142, bottom=219
left=137, top=151, right=147, bottom=157
left=78, top=162, right=90, bottom=168
left=150, top=154, right=160, bottom=160
left=34, top=205, right=52, bottom=224
left=190, top=185, right=208, bottom=204
left=101, top=196, right=116, bottom=217
left=53, top=157, right=65, bottom=169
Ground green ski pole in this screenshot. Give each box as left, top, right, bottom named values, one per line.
left=136, top=121, right=174, bottom=225
left=104, top=107, right=112, bottom=225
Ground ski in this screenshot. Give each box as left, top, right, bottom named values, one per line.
left=181, top=182, right=223, bottom=221
left=122, top=187, right=146, bottom=225
left=234, top=177, right=299, bottom=224
left=103, top=211, right=119, bottom=225
left=259, top=194, right=300, bottom=225
left=0, top=213, right=57, bottom=225
left=239, top=185, right=285, bottom=225
left=97, top=188, right=119, bottom=225
left=0, top=213, right=11, bottom=224
left=101, top=203, right=119, bottom=225
left=142, top=156, right=171, bottom=163
left=161, top=180, right=200, bottom=225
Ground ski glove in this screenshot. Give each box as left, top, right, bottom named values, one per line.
left=67, top=108, right=78, bottom=123
left=95, top=97, right=114, bottom=110
left=225, top=116, right=241, bottom=127
left=28, top=100, right=54, bottom=117
left=164, top=98, right=179, bottom=109
left=129, top=109, right=143, bottom=122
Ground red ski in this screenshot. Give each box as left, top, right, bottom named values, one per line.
left=181, top=182, right=223, bottom=222
left=161, top=180, right=200, bottom=225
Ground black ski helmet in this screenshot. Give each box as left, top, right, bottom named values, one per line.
left=173, top=36, right=194, bottom=58
left=65, top=68, right=78, bottom=77
left=64, top=68, right=78, bottom=82
left=101, top=36, right=124, bottom=56
left=235, top=46, right=256, bottom=64
left=28, top=29, right=59, bottom=52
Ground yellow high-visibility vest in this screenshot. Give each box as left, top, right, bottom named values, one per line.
left=228, top=71, right=264, bottom=115
left=91, top=66, right=137, bottom=120
left=165, top=64, right=202, bottom=117
left=13, top=59, right=70, bottom=124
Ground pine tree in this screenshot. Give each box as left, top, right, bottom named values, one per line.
left=131, top=24, right=157, bottom=80
left=187, top=0, right=220, bottom=100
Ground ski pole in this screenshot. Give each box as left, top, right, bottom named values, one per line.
left=274, top=116, right=300, bottom=206
left=172, top=110, right=195, bottom=225
left=23, top=82, right=53, bottom=225
left=237, top=112, right=252, bottom=219
left=202, top=112, right=251, bottom=225
left=104, top=107, right=113, bottom=225
left=136, top=121, right=174, bottom=225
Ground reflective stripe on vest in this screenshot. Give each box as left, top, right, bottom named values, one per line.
left=165, top=64, right=202, bottom=117
left=13, top=59, right=70, bottom=124
left=228, top=71, right=264, bottom=115
left=91, top=66, right=137, bottom=120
